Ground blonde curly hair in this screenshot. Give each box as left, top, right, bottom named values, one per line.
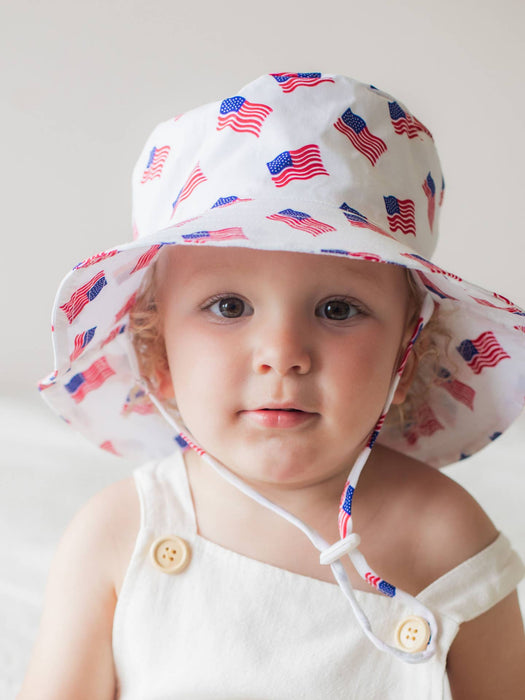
left=128, top=259, right=454, bottom=432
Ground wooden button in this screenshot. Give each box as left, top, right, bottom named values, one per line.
left=150, top=535, right=191, bottom=574
left=395, top=615, right=431, bottom=653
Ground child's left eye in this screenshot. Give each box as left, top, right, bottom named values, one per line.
left=316, top=299, right=360, bottom=321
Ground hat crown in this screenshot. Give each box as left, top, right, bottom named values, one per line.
left=132, top=73, right=443, bottom=259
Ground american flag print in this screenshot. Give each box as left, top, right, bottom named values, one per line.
left=129, top=244, right=164, bottom=275
left=100, top=441, right=119, bottom=455
left=270, top=72, right=335, bottom=92
left=417, top=272, right=456, bottom=300
left=38, top=370, right=58, bottom=392
left=175, top=434, right=189, bottom=450
left=179, top=431, right=206, bottom=457
left=398, top=313, right=427, bottom=375
left=266, top=208, right=336, bottom=236
left=388, top=101, right=433, bottom=139
left=401, top=253, right=463, bottom=282
left=383, top=196, right=416, bottom=236
left=172, top=215, right=201, bottom=228
left=340, top=203, right=393, bottom=238
left=217, top=96, right=273, bottom=137
left=471, top=295, right=525, bottom=317
left=364, top=573, right=396, bottom=597
left=418, top=404, right=444, bottom=436
left=321, top=248, right=384, bottom=263
left=65, top=357, right=115, bottom=403
left=422, top=172, right=436, bottom=231
left=404, top=404, right=444, bottom=445
left=211, top=195, right=252, bottom=208
left=182, top=227, right=247, bottom=243
left=141, top=145, right=171, bottom=183
left=115, top=292, right=138, bottom=322
left=171, top=163, right=207, bottom=216
left=267, top=144, right=328, bottom=187
left=74, top=249, right=118, bottom=270
left=439, top=175, right=445, bottom=206
left=101, top=324, right=126, bottom=348
left=457, top=331, right=510, bottom=374
left=438, top=367, right=475, bottom=410
left=122, top=385, right=156, bottom=416
left=60, top=270, right=107, bottom=323
left=338, top=482, right=354, bottom=537
left=70, top=327, right=96, bottom=361
left=333, top=108, right=387, bottom=166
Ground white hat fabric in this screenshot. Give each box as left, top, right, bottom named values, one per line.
left=40, top=72, right=525, bottom=468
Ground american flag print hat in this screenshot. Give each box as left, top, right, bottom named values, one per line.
left=40, top=72, right=525, bottom=468
left=40, top=71, right=525, bottom=664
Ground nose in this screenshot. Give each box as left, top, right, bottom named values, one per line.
left=252, top=320, right=312, bottom=376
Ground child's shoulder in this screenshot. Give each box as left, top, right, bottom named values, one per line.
left=361, top=446, right=499, bottom=594
left=66, top=475, right=140, bottom=595
left=17, top=476, right=140, bottom=697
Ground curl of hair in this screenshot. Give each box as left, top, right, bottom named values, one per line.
left=387, top=270, right=456, bottom=432
left=128, top=264, right=169, bottom=394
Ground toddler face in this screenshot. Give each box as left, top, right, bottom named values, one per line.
left=157, top=247, right=415, bottom=488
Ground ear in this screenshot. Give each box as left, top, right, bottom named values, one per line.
left=391, top=351, right=418, bottom=405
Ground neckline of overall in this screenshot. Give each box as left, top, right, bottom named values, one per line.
left=165, top=449, right=503, bottom=603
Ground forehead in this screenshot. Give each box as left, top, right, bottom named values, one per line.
left=159, top=245, right=409, bottom=294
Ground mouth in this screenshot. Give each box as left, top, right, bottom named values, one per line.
left=241, top=406, right=318, bottom=429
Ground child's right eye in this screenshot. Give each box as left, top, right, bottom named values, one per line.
left=206, top=296, right=253, bottom=319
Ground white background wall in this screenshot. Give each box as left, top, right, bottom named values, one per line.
left=2, top=0, right=525, bottom=394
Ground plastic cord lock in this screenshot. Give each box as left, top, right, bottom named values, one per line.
left=320, top=533, right=361, bottom=565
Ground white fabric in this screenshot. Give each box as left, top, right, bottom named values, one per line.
left=112, top=451, right=525, bottom=699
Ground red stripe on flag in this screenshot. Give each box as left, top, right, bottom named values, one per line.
left=115, top=292, right=138, bottom=322
left=130, top=245, right=163, bottom=274
left=171, top=164, right=207, bottom=216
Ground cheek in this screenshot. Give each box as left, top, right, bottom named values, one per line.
left=166, top=331, right=241, bottom=411
left=324, top=335, right=401, bottom=406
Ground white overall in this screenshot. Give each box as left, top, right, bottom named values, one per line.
left=113, top=451, right=524, bottom=699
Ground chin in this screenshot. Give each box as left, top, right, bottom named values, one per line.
left=229, top=446, right=328, bottom=488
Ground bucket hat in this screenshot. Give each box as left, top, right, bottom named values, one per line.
left=39, top=72, right=525, bottom=662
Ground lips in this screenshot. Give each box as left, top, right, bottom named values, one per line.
left=241, top=405, right=318, bottom=428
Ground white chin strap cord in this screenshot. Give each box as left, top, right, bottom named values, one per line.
left=137, top=293, right=437, bottom=664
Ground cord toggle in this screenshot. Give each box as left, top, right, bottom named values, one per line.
left=320, top=533, right=361, bottom=565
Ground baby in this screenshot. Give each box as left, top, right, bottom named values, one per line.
left=20, top=73, right=525, bottom=698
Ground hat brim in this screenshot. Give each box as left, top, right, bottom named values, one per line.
left=40, top=199, right=525, bottom=466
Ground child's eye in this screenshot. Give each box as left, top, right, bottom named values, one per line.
left=206, top=296, right=253, bottom=319
left=316, top=299, right=361, bottom=321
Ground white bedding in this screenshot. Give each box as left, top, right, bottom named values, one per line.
left=1, top=393, right=524, bottom=698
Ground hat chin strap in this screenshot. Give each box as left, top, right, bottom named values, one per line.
left=137, top=293, right=437, bottom=664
